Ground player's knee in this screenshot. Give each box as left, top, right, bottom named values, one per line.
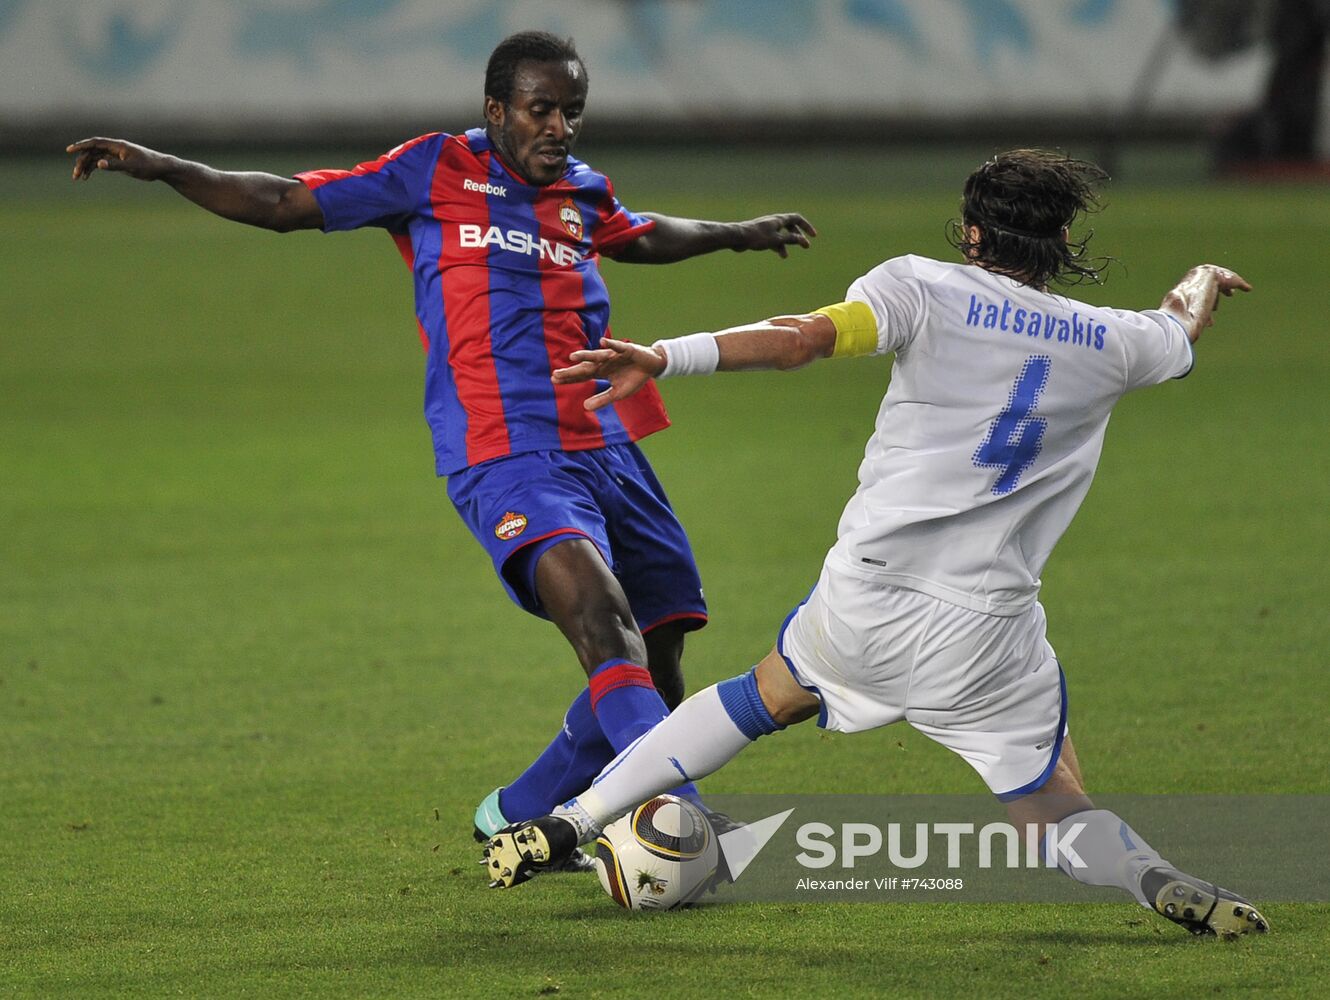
left=753, top=651, right=821, bottom=726
left=1004, top=758, right=1093, bottom=834
left=561, top=602, right=646, bottom=674
left=767, top=697, right=820, bottom=727
left=537, top=544, right=648, bottom=671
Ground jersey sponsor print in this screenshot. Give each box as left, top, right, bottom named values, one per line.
left=296, top=129, right=668, bottom=475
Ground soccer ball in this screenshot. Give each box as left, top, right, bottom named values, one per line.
left=594, top=795, right=718, bottom=910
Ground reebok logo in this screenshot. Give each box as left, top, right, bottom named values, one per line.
left=463, top=177, right=507, bottom=198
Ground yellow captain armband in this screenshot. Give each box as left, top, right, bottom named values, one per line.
left=813, top=301, right=878, bottom=358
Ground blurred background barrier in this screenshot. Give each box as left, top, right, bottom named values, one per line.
left=1, top=0, right=1297, bottom=157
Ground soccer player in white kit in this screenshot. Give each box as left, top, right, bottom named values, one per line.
left=484, top=150, right=1267, bottom=936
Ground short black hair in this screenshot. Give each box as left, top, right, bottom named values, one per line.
left=947, top=149, right=1109, bottom=289
left=484, top=31, right=586, bottom=105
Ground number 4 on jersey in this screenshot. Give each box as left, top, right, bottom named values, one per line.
left=973, top=355, right=1051, bottom=495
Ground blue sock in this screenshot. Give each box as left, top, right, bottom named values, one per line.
left=498, top=689, right=613, bottom=823
left=715, top=669, right=785, bottom=740
left=589, top=659, right=699, bottom=801
left=567, top=669, right=784, bottom=829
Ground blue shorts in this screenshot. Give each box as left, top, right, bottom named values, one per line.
left=446, top=443, right=708, bottom=635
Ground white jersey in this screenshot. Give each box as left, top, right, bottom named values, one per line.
left=828, top=254, right=1193, bottom=615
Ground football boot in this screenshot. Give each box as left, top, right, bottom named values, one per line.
left=483, top=815, right=581, bottom=889
left=1140, top=867, right=1270, bottom=937
left=472, top=787, right=596, bottom=875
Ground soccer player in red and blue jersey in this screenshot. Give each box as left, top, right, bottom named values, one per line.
left=67, top=31, right=816, bottom=867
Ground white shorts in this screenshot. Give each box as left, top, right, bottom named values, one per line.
left=778, top=562, right=1067, bottom=799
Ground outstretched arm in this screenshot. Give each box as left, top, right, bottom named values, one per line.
left=552, top=311, right=849, bottom=411
left=612, top=212, right=816, bottom=264
left=67, top=137, right=323, bottom=233
left=1158, top=265, right=1252, bottom=342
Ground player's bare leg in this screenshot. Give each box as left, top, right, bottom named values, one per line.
left=1004, top=746, right=1091, bottom=830
left=480, top=539, right=666, bottom=879
left=1055, top=733, right=1084, bottom=788
left=475, top=620, right=692, bottom=848
left=535, top=538, right=649, bottom=674
left=643, top=620, right=688, bottom=710
left=533, top=539, right=700, bottom=789
left=752, top=647, right=822, bottom=725
left=1007, top=737, right=1268, bottom=937
left=483, top=539, right=711, bottom=886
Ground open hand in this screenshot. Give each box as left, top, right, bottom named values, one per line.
left=552, top=338, right=666, bottom=411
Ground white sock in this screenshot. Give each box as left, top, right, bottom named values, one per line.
left=1053, top=808, right=1167, bottom=907
left=550, top=798, right=601, bottom=843
left=558, top=683, right=765, bottom=840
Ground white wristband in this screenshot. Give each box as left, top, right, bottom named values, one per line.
left=653, top=332, right=719, bottom=379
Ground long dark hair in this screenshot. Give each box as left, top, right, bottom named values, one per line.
left=947, top=149, right=1109, bottom=289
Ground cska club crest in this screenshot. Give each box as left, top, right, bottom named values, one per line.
left=494, top=511, right=528, bottom=541
left=558, top=197, right=584, bottom=242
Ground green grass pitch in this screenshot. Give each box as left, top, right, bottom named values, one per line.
left=3, top=149, right=1328, bottom=997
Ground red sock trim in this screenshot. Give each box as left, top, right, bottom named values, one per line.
left=588, top=660, right=656, bottom=712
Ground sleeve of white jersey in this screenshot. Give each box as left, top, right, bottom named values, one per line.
left=843, top=257, right=926, bottom=356
left=1112, top=307, right=1195, bottom=392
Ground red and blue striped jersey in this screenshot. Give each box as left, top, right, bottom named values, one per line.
left=296, top=129, right=669, bottom=475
